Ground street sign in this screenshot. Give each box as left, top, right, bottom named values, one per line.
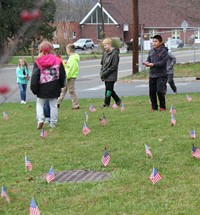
left=181, top=20, right=189, bottom=32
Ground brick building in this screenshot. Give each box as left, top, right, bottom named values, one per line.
left=79, top=0, right=200, bottom=44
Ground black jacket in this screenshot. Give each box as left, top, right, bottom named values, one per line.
left=30, top=54, right=66, bottom=98
left=147, top=44, right=168, bottom=78
left=100, top=48, right=119, bottom=82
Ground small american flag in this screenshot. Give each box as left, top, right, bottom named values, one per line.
left=170, top=105, right=176, bottom=115
left=1, top=186, right=10, bottom=203
left=82, top=122, right=91, bottom=136
left=30, top=198, right=40, bottom=215
left=46, top=166, right=55, bottom=183
left=25, top=155, right=33, bottom=171
left=187, top=95, right=192, bottom=102
left=189, top=129, right=196, bottom=139
left=89, top=104, right=96, bottom=112
left=112, top=102, right=118, bottom=109
left=85, top=111, right=89, bottom=122
left=102, top=150, right=110, bottom=166
left=101, top=113, right=106, bottom=126
left=192, top=145, right=200, bottom=159
left=171, top=115, right=176, bottom=126
left=149, top=167, right=162, bottom=185
left=40, top=129, right=47, bottom=139
left=3, top=111, right=8, bottom=120
left=145, top=144, right=152, bottom=157
left=120, top=103, right=125, bottom=112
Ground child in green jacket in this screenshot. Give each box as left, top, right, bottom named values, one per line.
left=57, top=44, right=80, bottom=109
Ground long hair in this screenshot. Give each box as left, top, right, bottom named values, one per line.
left=18, top=58, right=28, bottom=69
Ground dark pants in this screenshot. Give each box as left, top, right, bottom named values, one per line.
left=44, top=100, right=50, bottom=118
left=149, top=77, right=167, bottom=110
left=104, top=81, right=120, bottom=106
left=167, top=74, right=177, bottom=93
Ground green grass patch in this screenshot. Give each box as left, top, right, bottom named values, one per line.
left=1, top=94, right=200, bottom=214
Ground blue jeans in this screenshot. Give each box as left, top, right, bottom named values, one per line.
left=18, top=83, right=27, bottom=101
left=44, top=100, right=50, bottom=118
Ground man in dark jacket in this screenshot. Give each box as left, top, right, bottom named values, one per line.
left=31, top=41, right=66, bottom=129
left=100, top=38, right=122, bottom=107
left=144, top=35, right=168, bottom=111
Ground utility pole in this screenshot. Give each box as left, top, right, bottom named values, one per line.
left=100, top=0, right=105, bottom=39
left=132, top=0, right=139, bottom=74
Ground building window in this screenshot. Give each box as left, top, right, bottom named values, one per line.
left=84, top=6, right=114, bottom=24
left=172, top=30, right=180, bottom=39
left=149, top=29, right=158, bottom=39
left=194, top=29, right=200, bottom=39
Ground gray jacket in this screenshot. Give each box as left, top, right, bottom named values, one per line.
left=147, top=44, right=168, bottom=78
left=100, top=48, right=119, bottom=82
left=166, top=52, right=176, bottom=75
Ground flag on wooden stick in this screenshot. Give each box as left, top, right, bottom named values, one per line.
left=25, top=155, right=33, bottom=171
left=120, top=103, right=125, bottom=112
left=189, top=129, right=196, bottom=139
left=112, top=102, right=118, bottom=109
left=171, top=115, right=176, bottom=126
left=187, top=95, right=192, bottom=102
left=3, top=111, right=8, bottom=120
left=101, top=113, right=106, bottom=126
left=149, top=167, right=162, bottom=185
left=40, top=129, right=47, bottom=139
left=1, top=186, right=10, bottom=204
left=46, top=166, right=55, bottom=183
left=145, top=144, right=152, bottom=157
left=82, top=122, right=91, bottom=136
left=191, top=144, right=200, bottom=159
left=170, top=105, right=176, bottom=115
left=85, top=111, right=89, bottom=122
left=89, top=104, right=96, bottom=112
left=102, top=146, right=110, bottom=167
left=30, top=198, right=40, bottom=215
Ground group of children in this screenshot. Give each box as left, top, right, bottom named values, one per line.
left=15, top=35, right=177, bottom=129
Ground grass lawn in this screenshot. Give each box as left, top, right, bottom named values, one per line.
left=1, top=93, right=200, bottom=214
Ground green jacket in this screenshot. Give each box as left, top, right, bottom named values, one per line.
left=65, top=53, right=80, bottom=79
left=16, top=66, right=30, bottom=84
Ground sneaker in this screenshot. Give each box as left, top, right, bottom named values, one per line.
left=49, top=123, right=56, bottom=128
left=21, top=100, right=25, bottom=104
left=72, top=106, right=80, bottom=110
left=116, top=99, right=122, bottom=106
left=37, top=122, right=44, bottom=130
left=44, top=118, right=50, bottom=124
left=102, top=104, right=109, bottom=108
left=160, top=108, right=166, bottom=111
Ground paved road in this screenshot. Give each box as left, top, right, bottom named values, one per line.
left=1, top=49, right=200, bottom=103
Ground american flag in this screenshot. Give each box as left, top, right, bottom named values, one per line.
left=89, top=104, right=96, bottom=112
left=25, top=155, right=33, bottom=171
left=170, top=105, right=176, bottom=115
left=40, top=129, right=47, bottom=139
left=171, top=115, right=176, bottom=126
left=120, top=103, right=125, bottom=112
left=102, top=150, right=110, bottom=166
left=112, top=102, right=118, bottom=109
left=46, top=166, right=55, bottom=183
left=192, top=145, right=200, bottom=159
left=85, top=111, right=89, bottom=122
left=3, top=111, right=8, bottom=120
left=149, top=168, right=162, bottom=185
left=145, top=144, right=152, bottom=157
left=101, top=113, right=106, bottom=126
left=1, top=186, right=10, bottom=203
left=30, top=198, right=40, bottom=215
left=187, top=95, right=192, bottom=102
left=82, top=122, right=91, bottom=136
left=189, top=129, right=196, bottom=139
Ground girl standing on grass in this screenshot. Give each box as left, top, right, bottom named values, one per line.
left=16, top=58, right=30, bottom=104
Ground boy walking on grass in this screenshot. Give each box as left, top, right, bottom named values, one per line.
left=100, top=38, right=122, bottom=107
left=144, top=35, right=168, bottom=111
left=57, top=44, right=80, bottom=109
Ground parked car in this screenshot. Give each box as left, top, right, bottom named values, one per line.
left=126, top=38, right=141, bottom=51
left=73, top=38, right=94, bottom=50
left=165, top=39, right=184, bottom=49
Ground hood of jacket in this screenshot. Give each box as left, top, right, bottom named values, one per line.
left=69, top=53, right=80, bottom=63
left=36, top=54, right=61, bottom=70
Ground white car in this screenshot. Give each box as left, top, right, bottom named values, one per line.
left=74, top=38, right=94, bottom=50
left=165, top=39, right=184, bottom=49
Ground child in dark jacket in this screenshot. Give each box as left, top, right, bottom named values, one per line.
left=100, top=38, right=122, bottom=107
left=144, top=35, right=168, bottom=111
left=30, top=40, right=66, bottom=129
left=167, top=52, right=177, bottom=94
